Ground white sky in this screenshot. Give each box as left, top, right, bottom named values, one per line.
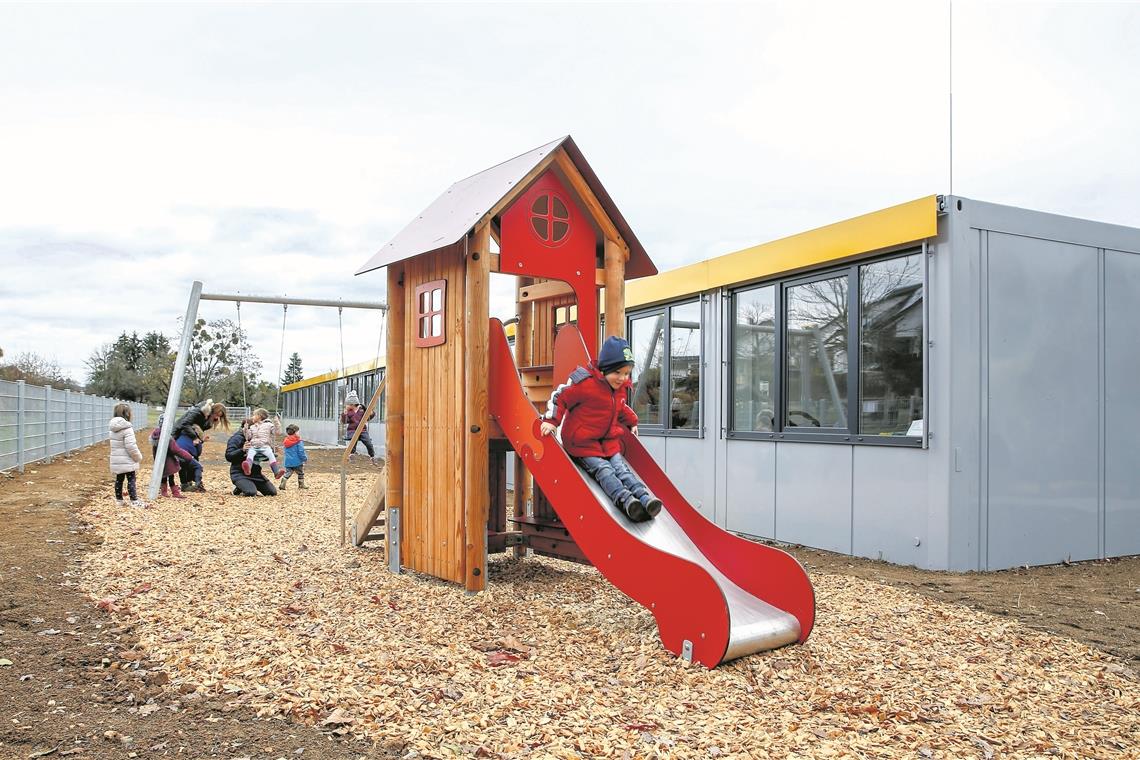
left=2, top=2, right=1138, bottom=385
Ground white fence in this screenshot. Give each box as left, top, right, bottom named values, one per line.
left=0, top=379, right=149, bottom=473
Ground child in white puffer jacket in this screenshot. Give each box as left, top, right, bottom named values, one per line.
left=109, top=403, right=145, bottom=507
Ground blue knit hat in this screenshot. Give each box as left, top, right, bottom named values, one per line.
left=597, top=336, right=635, bottom=373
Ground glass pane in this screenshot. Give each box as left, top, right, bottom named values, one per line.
left=668, top=302, right=701, bottom=430
left=431, top=314, right=442, bottom=337
left=532, top=195, right=549, bottom=215
left=420, top=291, right=429, bottom=314
left=629, top=313, right=664, bottom=425
left=569, top=304, right=577, bottom=321
left=432, top=288, right=442, bottom=311
left=552, top=221, right=569, bottom=242
left=552, top=196, right=568, bottom=218
left=860, top=254, right=924, bottom=436
left=532, top=217, right=548, bottom=239
left=732, top=285, right=776, bottom=431
left=785, top=275, right=849, bottom=429
left=420, top=317, right=430, bottom=339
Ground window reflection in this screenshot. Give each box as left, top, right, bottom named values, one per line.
left=733, top=285, right=776, bottom=432
left=785, top=275, right=849, bottom=429
left=669, top=302, right=701, bottom=430
left=860, top=254, right=924, bottom=436
left=629, top=313, right=664, bottom=425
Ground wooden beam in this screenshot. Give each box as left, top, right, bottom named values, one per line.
left=518, top=279, right=573, bottom=303
left=489, top=252, right=500, bottom=273
left=604, top=238, right=626, bottom=339
left=385, top=266, right=405, bottom=568
left=463, top=223, right=491, bottom=592
left=552, top=148, right=629, bottom=256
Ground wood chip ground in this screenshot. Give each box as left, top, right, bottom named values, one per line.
left=78, top=472, right=1139, bottom=759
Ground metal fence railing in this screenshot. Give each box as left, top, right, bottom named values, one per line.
left=0, top=379, right=149, bottom=474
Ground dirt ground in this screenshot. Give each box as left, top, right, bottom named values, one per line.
left=0, top=435, right=1137, bottom=759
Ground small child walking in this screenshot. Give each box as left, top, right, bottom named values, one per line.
left=242, top=408, right=285, bottom=478
left=280, top=424, right=308, bottom=489
left=109, top=403, right=145, bottom=507
left=540, top=336, right=663, bottom=522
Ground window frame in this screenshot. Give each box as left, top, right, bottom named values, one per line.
left=627, top=298, right=703, bottom=438
left=726, top=248, right=925, bottom=447
left=414, top=279, right=447, bottom=348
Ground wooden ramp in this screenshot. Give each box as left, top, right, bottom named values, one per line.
left=350, top=467, right=388, bottom=547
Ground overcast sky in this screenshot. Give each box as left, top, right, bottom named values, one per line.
left=2, top=2, right=1138, bottom=386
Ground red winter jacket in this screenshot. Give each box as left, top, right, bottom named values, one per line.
left=544, top=364, right=638, bottom=458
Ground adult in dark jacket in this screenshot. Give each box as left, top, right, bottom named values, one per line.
left=225, top=423, right=277, bottom=497
left=173, top=401, right=231, bottom=491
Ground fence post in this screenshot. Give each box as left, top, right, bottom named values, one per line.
left=44, top=385, right=53, bottom=463
left=63, top=389, right=71, bottom=456
left=16, top=380, right=25, bottom=474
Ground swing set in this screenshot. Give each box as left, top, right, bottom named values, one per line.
left=148, top=281, right=388, bottom=510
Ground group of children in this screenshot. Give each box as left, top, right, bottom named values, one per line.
left=109, top=404, right=309, bottom=506
left=110, top=335, right=660, bottom=523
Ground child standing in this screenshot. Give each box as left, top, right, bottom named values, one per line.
left=109, top=403, right=145, bottom=507
left=341, top=391, right=378, bottom=463
left=540, top=336, right=663, bottom=522
left=280, top=424, right=308, bottom=489
left=242, top=408, right=284, bottom=478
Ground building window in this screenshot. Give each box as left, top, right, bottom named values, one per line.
left=415, top=279, right=446, bottom=348
left=628, top=299, right=702, bottom=434
left=859, top=253, right=924, bottom=436
left=732, top=285, right=776, bottom=432
left=728, top=249, right=924, bottom=444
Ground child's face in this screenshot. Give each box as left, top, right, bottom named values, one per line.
left=604, top=366, right=632, bottom=390
left=254, top=412, right=267, bottom=422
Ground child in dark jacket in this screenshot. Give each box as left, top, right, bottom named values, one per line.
left=149, top=424, right=193, bottom=499
left=540, top=336, right=662, bottom=522
left=280, top=424, right=308, bottom=490
left=341, top=391, right=378, bottom=462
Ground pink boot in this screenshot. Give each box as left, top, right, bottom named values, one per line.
left=241, top=459, right=252, bottom=476
left=160, top=483, right=169, bottom=498
left=171, top=484, right=186, bottom=499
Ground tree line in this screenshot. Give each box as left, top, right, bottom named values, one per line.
left=0, top=324, right=306, bottom=410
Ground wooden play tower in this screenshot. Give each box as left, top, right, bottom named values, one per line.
left=355, top=136, right=657, bottom=591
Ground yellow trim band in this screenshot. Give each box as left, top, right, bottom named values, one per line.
left=626, top=195, right=938, bottom=308
left=281, top=357, right=385, bottom=393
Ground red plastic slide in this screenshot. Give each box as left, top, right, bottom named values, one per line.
left=489, top=320, right=814, bottom=667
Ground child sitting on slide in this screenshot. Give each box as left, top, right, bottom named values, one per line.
left=242, top=408, right=285, bottom=479
left=540, top=336, right=662, bottom=522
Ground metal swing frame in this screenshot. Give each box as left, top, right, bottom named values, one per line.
left=148, top=280, right=387, bottom=501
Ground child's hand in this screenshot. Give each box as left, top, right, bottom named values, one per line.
left=631, top=426, right=639, bottom=437
left=540, top=421, right=557, bottom=437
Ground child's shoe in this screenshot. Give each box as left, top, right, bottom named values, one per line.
left=114, top=498, right=126, bottom=507
left=272, top=464, right=286, bottom=480
left=621, top=494, right=650, bottom=522
left=641, top=495, right=663, bottom=519
left=241, top=460, right=252, bottom=476
left=130, top=499, right=148, bottom=508
left=194, top=481, right=207, bottom=492
left=171, top=484, right=186, bottom=499
left=279, top=479, right=287, bottom=490
left=159, top=483, right=170, bottom=498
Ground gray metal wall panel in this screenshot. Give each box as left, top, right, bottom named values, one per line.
left=724, top=440, right=776, bottom=539
left=665, top=437, right=714, bottom=520
left=1104, top=250, right=1140, bottom=556
left=985, top=232, right=1100, bottom=568
left=640, top=436, right=666, bottom=467
left=774, top=443, right=852, bottom=554
left=852, top=446, right=930, bottom=566
left=925, top=224, right=955, bottom=570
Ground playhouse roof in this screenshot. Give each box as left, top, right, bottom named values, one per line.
left=355, top=136, right=657, bottom=279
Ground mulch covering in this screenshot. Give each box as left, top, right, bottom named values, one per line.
left=78, top=474, right=1139, bottom=759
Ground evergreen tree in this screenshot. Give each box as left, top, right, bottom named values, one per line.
left=281, top=352, right=304, bottom=385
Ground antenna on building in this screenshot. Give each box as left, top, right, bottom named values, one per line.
left=949, top=0, right=954, bottom=197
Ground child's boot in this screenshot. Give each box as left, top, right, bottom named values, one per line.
left=241, top=460, right=252, bottom=476
left=272, top=463, right=286, bottom=480
left=171, top=484, right=186, bottom=499
left=641, top=494, right=663, bottom=519
left=159, top=483, right=169, bottom=498
left=298, top=478, right=308, bottom=490
left=621, top=493, right=649, bottom=522
left=279, top=478, right=287, bottom=490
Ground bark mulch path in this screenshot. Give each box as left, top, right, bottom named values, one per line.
left=2, top=436, right=1138, bottom=758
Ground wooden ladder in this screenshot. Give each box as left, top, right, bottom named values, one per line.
left=350, top=466, right=388, bottom=547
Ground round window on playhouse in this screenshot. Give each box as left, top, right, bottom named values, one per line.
left=529, top=192, right=571, bottom=247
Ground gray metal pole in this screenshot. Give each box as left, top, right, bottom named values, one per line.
left=148, top=281, right=203, bottom=501
left=16, top=380, right=25, bottom=474
left=200, top=292, right=386, bottom=311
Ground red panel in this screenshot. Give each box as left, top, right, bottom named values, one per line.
left=553, top=324, right=817, bottom=644
left=489, top=319, right=731, bottom=668
left=500, top=171, right=600, bottom=358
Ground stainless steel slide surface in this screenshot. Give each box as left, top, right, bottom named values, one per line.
left=573, top=459, right=802, bottom=660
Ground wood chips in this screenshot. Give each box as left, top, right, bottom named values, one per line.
left=78, top=474, right=1139, bottom=759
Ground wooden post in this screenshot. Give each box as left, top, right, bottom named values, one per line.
left=385, top=265, right=405, bottom=570
left=604, top=237, right=627, bottom=339
left=464, top=224, right=491, bottom=591
left=512, top=277, right=533, bottom=559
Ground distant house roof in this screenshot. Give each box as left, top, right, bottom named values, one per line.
left=355, top=135, right=656, bottom=279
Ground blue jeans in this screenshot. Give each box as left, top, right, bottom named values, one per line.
left=577, top=453, right=650, bottom=509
